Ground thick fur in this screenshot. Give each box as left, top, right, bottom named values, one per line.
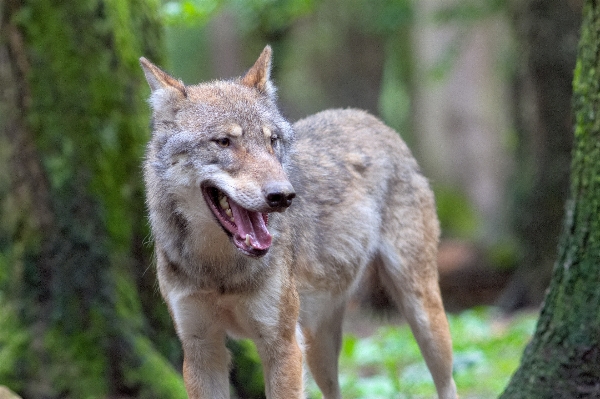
left=140, top=46, right=457, bottom=399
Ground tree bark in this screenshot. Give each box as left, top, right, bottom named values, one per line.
left=498, top=0, right=581, bottom=310
left=0, top=0, right=185, bottom=397
left=500, top=0, right=600, bottom=396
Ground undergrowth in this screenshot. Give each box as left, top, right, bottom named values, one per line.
left=307, top=307, right=537, bottom=399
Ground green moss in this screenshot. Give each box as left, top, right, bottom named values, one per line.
left=18, top=0, right=162, bottom=252
left=123, top=336, right=187, bottom=399
left=0, top=302, right=30, bottom=392
left=500, top=0, right=600, bottom=396
left=0, top=0, right=186, bottom=396
left=43, top=319, right=110, bottom=398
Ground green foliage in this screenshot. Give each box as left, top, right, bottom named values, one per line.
left=227, top=0, right=316, bottom=35
left=164, top=24, right=213, bottom=83
left=338, top=0, right=412, bottom=36
left=450, top=309, right=535, bottom=397
left=161, top=0, right=316, bottom=32
left=378, top=33, right=414, bottom=147
left=434, top=186, right=480, bottom=239
left=434, top=0, right=507, bottom=24
left=307, top=308, right=536, bottom=399
left=160, top=0, right=414, bottom=35
left=0, top=302, right=30, bottom=392
left=162, top=0, right=221, bottom=25
left=123, top=336, right=188, bottom=399
left=228, top=339, right=266, bottom=398
left=43, top=317, right=110, bottom=397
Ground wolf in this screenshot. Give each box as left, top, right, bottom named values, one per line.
left=140, top=45, right=457, bottom=399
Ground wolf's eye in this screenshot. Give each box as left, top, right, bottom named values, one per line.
left=270, top=134, right=279, bottom=146
left=215, top=138, right=231, bottom=148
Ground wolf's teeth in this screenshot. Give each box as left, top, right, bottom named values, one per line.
left=225, top=209, right=233, bottom=219
left=245, top=234, right=251, bottom=247
left=219, top=196, right=229, bottom=210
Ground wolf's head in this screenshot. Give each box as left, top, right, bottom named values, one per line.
left=140, top=46, right=295, bottom=257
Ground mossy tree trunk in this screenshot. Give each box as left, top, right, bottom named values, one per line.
left=500, top=0, right=600, bottom=396
left=0, top=0, right=185, bottom=397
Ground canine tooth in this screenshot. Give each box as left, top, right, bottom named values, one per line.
left=219, top=196, right=229, bottom=210
left=245, top=234, right=251, bottom=247
left=225, top=209, right=233, bottom=219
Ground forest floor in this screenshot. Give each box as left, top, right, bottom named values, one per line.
left=316, top=239, right=538, bottom=399
left=325, top=306, right=538, bottom=399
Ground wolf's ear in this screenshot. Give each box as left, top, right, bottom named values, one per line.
left=241, top=45, right=276, bottom=98
left=139, top=57, right=187, bottom=97
left=140, top=58, right=186, bottom=120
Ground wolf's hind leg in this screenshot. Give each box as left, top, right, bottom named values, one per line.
left=378, top=242, right=457, bottom=399
left=300, top=294, right=345, bottom=399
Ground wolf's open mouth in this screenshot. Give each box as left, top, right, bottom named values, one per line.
left=202, top=186, right=271, bottom=257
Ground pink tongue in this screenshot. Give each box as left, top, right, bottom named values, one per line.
left=229, top=201, right=272, bottom=250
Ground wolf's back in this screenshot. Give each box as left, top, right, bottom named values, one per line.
left=283, top=109, right=439, bottom=294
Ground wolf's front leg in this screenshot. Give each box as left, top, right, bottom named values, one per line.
left=167, top=292, right=231, bottom=399
left=251, top=284, right=305, bottom=399
left=181, top=333, right=230, bottom=399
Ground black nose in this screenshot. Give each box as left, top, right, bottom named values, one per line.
left=264, top=182, right=296, bottom=209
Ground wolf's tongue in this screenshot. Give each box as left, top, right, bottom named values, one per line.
left=229, top=201, right=272, bottom=250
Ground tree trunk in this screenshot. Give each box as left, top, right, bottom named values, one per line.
left=0, top=0, right=185, bottom=397
left=498, top=0, right=581, bottom=311
left=500, top=0, right=600, bottom=396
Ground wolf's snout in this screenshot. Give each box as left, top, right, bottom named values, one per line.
left=263, top=182, right=296, bottom=209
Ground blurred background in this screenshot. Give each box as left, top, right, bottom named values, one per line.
left=0, top=0, right=583, bottom=398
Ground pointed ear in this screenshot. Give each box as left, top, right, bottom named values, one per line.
left=140, top=57, right=187, bottom=121
left=241, top=45, right=276, bottom=98
left=139, top=57, right=187, bottom=97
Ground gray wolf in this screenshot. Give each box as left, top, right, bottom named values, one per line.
left=140, top=45, right=457, bottom=399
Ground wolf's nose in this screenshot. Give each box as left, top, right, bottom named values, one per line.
left=264, top=183, right=296, bottom=209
